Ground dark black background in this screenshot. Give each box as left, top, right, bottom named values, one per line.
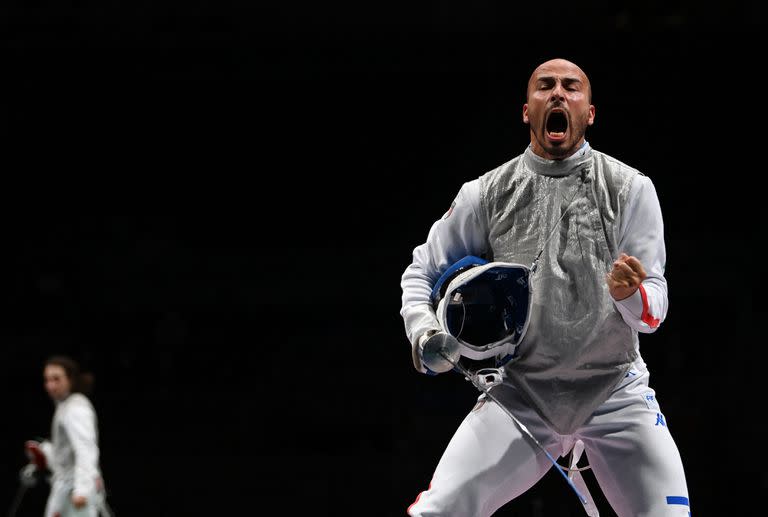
left=2, top=2, right=765, bottom=516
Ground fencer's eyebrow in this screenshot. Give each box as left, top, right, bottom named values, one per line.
left=536, top=75, right=583, bottom=86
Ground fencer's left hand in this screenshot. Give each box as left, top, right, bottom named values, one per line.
left=71, top=495, right=87, bottom=509
left=606, top=253, right=646, bottom=301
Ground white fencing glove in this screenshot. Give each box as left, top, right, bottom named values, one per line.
left=419, top=330, right=461, bottom=374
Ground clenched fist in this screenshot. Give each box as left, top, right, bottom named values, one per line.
left=606, top=253, right=646, bottom=301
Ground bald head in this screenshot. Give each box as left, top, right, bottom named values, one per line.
left=523, top=58, right=595, bottom=159
left=527, top=59, right=591, bottom=102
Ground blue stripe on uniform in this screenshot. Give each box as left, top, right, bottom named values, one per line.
left=667, top=495, right=691, bottom=514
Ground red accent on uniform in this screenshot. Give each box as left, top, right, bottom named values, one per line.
left=638, top=284, right=660, bottom=329
left=25, top=441, right=47, bottom=470
left=443, top=202, right=455, bottom=219
left=407, top=482, right=432, bottom=514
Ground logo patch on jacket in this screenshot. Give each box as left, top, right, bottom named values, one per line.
left=643, top=392, right=659, bottom=410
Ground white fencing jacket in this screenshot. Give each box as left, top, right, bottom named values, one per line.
left=40, top=392, right=103, bottom=499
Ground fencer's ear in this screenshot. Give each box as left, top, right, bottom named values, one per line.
left=523, top=104, right=529, bottom=124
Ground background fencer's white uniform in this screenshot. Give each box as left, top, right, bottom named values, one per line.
left=400, top=142, right=690, bottom=516
left=39, top=393, right=107, bottom=517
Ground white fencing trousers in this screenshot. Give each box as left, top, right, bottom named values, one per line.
left=44, top=480, right=107, bottom=517
left=408, top=368, right=690, bottom=516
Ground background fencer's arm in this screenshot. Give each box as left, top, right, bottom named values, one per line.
left=39, top=440, right=54, bottom=467
left=63, top=399, right=101, bottom=499
left=400, top=179, right=488, bottom=372
left=25, top=439, right=52, bottom=471
left=612, top=174, right=668, bottom=333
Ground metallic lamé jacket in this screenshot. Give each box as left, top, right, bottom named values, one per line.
left=401, top=142, right=669, bottom=434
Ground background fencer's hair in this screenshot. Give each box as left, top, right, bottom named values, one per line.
left=45, top=355, right=94, bottom=396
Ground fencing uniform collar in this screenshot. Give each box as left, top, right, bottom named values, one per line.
left=523, top=141, right=592, bottom=177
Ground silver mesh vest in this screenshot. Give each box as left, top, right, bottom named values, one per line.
left=480, top=145, right=639, bottom=434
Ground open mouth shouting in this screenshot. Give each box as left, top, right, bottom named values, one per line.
left=546, top=109, right=568, bottom=143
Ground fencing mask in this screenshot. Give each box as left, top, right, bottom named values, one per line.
left=431, top=256, right=533, bottom=364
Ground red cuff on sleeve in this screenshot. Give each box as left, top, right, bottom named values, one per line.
left=638, top=284, right=660, bottom=329
left=408, top=481, right=432, bottom=513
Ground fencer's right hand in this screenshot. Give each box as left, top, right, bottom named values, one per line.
left=419, top=331, right=461, bottom=374
left=24, top=440, right=47, bottom=471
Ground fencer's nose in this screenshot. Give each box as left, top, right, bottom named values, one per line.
left=550, top=81, right=566, bottom=103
